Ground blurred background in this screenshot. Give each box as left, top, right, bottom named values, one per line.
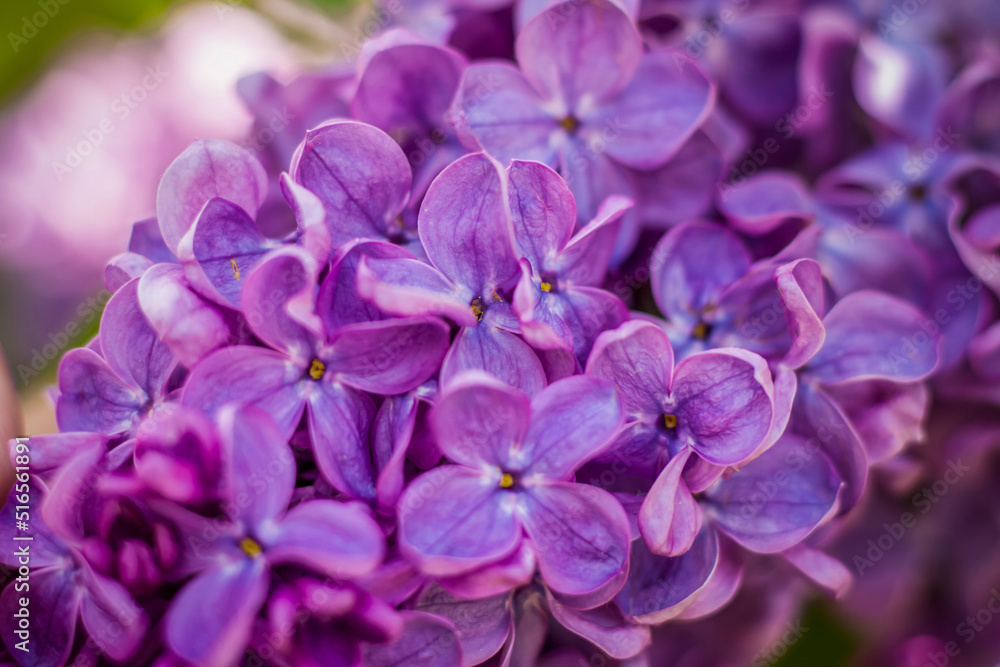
left=0, top=2, right=996, bottom=666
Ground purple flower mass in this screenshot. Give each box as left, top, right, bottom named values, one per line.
left=6, top=0, right=1000, bottom=664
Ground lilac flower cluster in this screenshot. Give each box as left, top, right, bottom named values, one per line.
left=5, top=0, right=1000, bottom=664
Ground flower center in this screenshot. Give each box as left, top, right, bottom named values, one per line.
left=470, top=296, right=486, bottom=322
left=239, top=537, right=263, bottom=558
left=691, top=321, right=711, bottom=340
left=559, top=115, right=580, bottom=133
left=663, top=413, right=678, bottom=430
left=909, top=184, right=928, bottom=202
left=499, top=472, right=515, bottom=489
left=229, top=258, right=241, bottom=281
left=308, top=359, right=326, bottom=380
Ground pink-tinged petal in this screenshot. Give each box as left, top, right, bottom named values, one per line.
left=241, top=248, right=323, bottom=360
left=280, top=173, right=333, bottom=264
left=357, top=255, right=475, bottom=326
left=704, top=434, right=841, bottom=553
left=78, top=564, right=149, bottom=662
left=807, top=290, right=939, bottom=384
left=100, top=278, right=177, bottom=399
left=758, top=366, right=797, bottom=457
left=135, top=406, right=223, bottom=505
left=635, top=132, right=722, bottom=229
left=42, top=446, right=105, bottom=543
left=514, top=263, right=574, bottom=352
left=56, top=348, right=144, bottom=435
left=398, top=466, right=521, bottom=577
left=291, top=120, right=411, bottom=246
left=520, top=481, right=630, bottom=607
left=218, top=403, right=295, bottom=527
left=307, top=383, right=377, bottom=501
left=417, top=586, right=512, bottom=666
left=263, top=500, right=384, bottom=579
left=586, top=321, right=673, bottom=417
left=669, top=348, right=775, bottom=466
left=138, top=264, right=235, bottom=369
left=363, top=611, right=463, bottom=667
left=437, top=542, right=536, bottom=600
left=650, top=222, right=751, bottom=326
left=586, top=51, right=713, bottom=169
left=717, top=171, right=814, bottom=236
left=823, top=380, right=929, bottom=464
left=775, top=259, right=826, bottom=369
left=521, top=375, right=624, bottom=477
left=791, top=382, right=867, bottom=512
left=781, top=544, right=851, bottom=597
left=616, top=525, right=718, bottom=624
left=104, top=252, right=153, bottom=292
left=165, top=558, right=270, bottom=667
left=1, top=567, right=80, bottom=667
left=157, top=139, right=268, bottom=255
left=517, top=0, right=641, bottom=108
left=418, top=153, right=519, bottom=294
left=326, top=317, right=450, bottom=394
left=451, top=63, right=559, bottom=166
left=547, top=594, right=650, bottom=659
left=442, top=325, right=547, bottom=397
left=181, top=346, right=307, bottom=439
left=507, top=160, right=576, bottom=269
left=530, top=286, right=630, bottom=363
left=675, top=538, right=743, bottom=620
left=432, top=372, right=530, bottom=469
left=639, top=448, right=702, bottom=557
left=179, top=198, right=271, bottom=309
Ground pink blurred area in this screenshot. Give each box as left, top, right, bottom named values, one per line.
left=0, top=2, right=303, bottom=301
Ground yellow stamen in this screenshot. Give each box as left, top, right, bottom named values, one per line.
left=692, top=322, right=709, bottom=340
left=559, top=115, right=579, bottom=133
left=230, top=258, right=241, bottom=281
left=492, top=292, right=504, bottom=303
left=308, top=359, right=326, bottom=380
left=499, top=473, right=515, bottom=489
left=470, top=297, right=485, bottom=322
left=540, top=282, right=552, bottom=293
left=663, top=414, right=678, bottom=429
left=239, top=537, right=263, bottom=558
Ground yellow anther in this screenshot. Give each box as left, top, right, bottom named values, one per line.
left=239, top=537, right=263, bottom=558
left=492, top=292, right=504, bottom=303
left=230, top=258, right=241, bottom=281
left=663, top=414, right=678, bottom=429
left=499, top=473, right=515, bottom=489
left=692, top=322, right=709, bottom=340
left=559, top=115, right=580, bottom=133
left=308, top=359, right=326, bottom=380
left=470, top=297, right=485, bottom=322
left=540, top=282, right=552, bottom=293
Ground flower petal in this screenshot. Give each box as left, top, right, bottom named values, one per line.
left=441, top=324, right=547, bottom=397
left=417, top=586, right=512, bottom=666
left=0, top=567, right=80, bottom=667
left=156, top=139, right=268, bottom=255
left=586, top=321, right=673, bottom=418
left=363, top=611, right=463, bottom=667
left=547, top=593, right=650, bottom=659
left=307, top=383, right=377, bottom=500
left=165, top=558, right=270, bottom=667
left=356, top=253, right=475, bottom=326
left=520, top=481, right=630, bottom=607
left=517, top=0, right=642, bottom=108
left=669, top=348, right=775, bottom=466
left=418, top=152, right=519, bottom=294
left=703, top=434, right=842, bottom=553
left=398, top=466, right=522, bottom=577
left=264, top=500, right=384, bottom=579
left=326, top=317, right=450, bottom=395
left=520, top=375, right=623, bottom=478
left=56, top=348, right=144, bottom=435
left=79, top=563, right=149, bottom=662
left=291, top=120, right=411, bottom=246
left=507, top=160, right=576, bottom=269
left=638, top=448, right=702, bottom=557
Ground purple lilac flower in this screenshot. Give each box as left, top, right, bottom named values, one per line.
left=450, top=0, right=714, bottom=257
left=161, top=404, right=386, bottom=666
left=397, top=371, right=631, bottom=608
left=181, top=247, right=449, bottom=500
